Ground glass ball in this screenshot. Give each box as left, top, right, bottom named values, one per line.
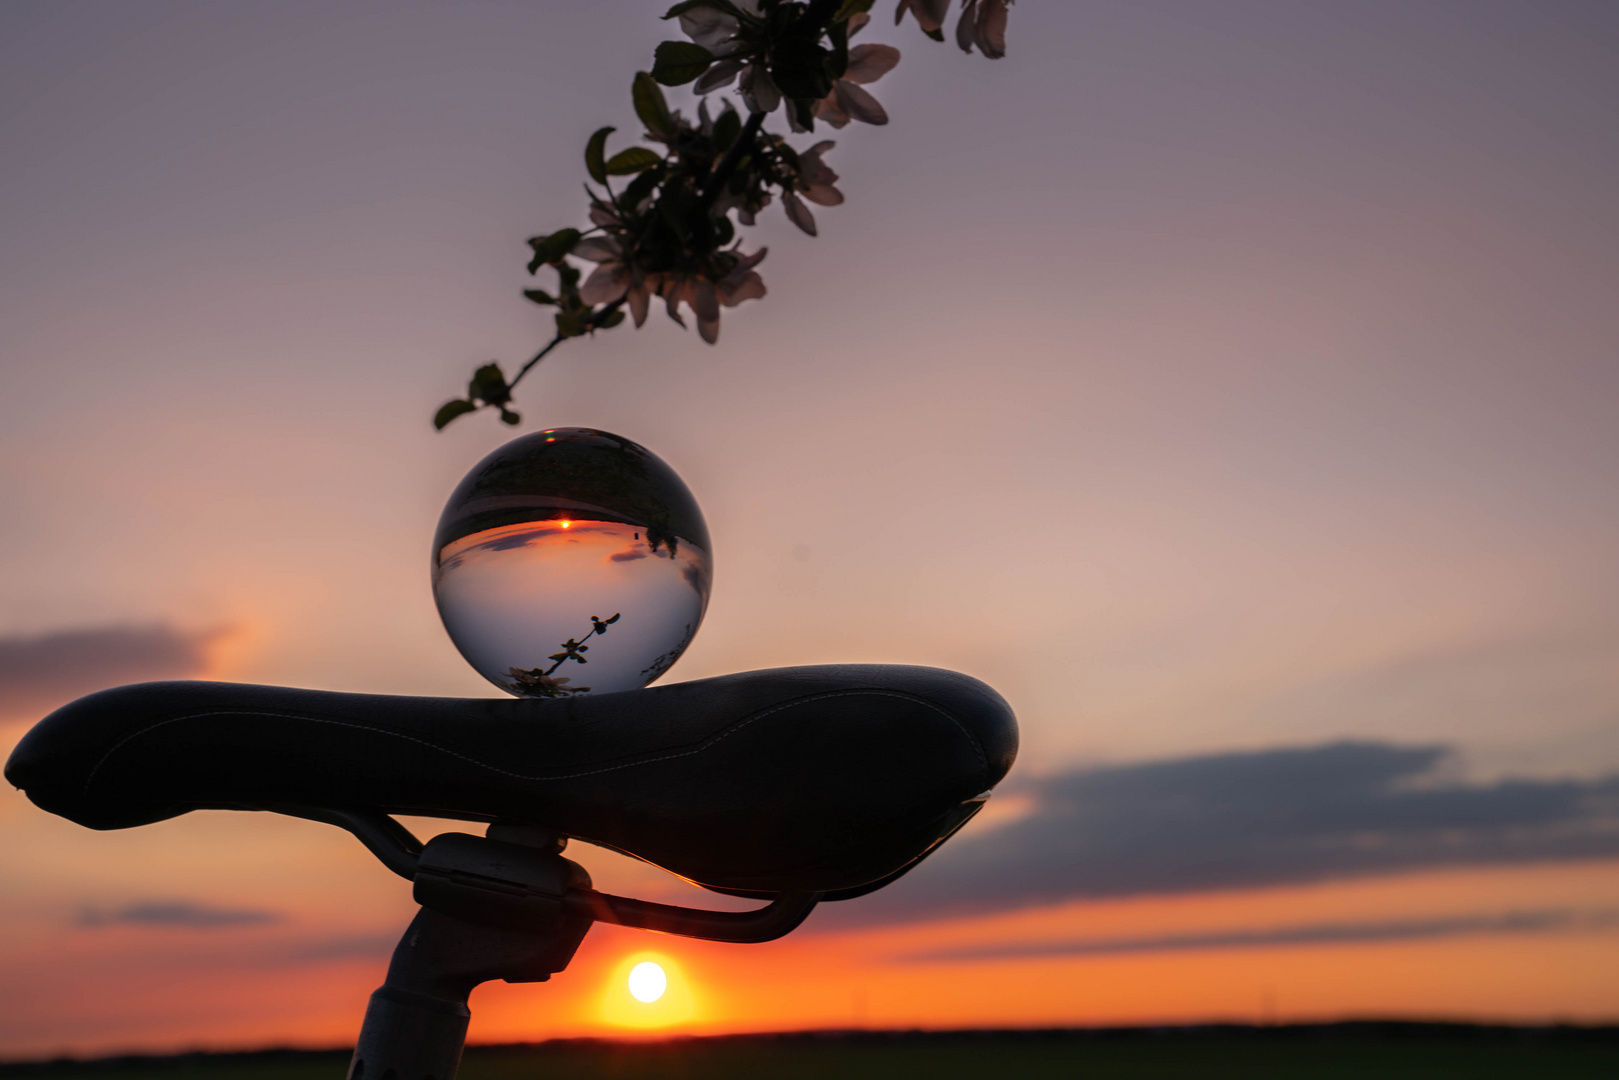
left=432, top=428, right=711, bottom=698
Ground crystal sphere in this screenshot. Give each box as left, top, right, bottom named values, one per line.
left=432, top=428, right=711, bottom=698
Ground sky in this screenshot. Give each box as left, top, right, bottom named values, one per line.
left=2, top=0, right=1619, bottom=1058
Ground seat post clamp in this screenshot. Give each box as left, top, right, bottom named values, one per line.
left=411, top=831, right=592, bottom=934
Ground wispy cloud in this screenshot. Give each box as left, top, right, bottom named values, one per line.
left=819, top=742, right=1619, bottom=926
left=0, top=624, right=221, bottom=719
left=907, top=907, right=1619, bottom=963
left=278, top=931, right=397, bottom=963
left=76, top=901, right=280, bottom=929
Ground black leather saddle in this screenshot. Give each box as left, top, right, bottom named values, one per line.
left=5, top=665, right=1016, bottom=899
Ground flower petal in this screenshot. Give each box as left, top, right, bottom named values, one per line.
left=579, top=263, right=629, bottom=305
left=896, top=0, right=950, bottom=34
left=679, top=9, right=738, bottom=52
left=690, top=278, right=720, bottom=323
left=720, top=271, right=766, bottom=306
left=802, top=182, right=844, bottom=207
left=844, top=43, right=900, bottom=85
left=732, top=245, right=768, bottom=273
left=976, top=0, right=1010, bottom=59
left=662, top=280, right=687, bottom=328
left=956, top=0, right=979, bottom=52
left=739, top=63, right=781, bottom=114
left=694, top=57, right=744, bottom=94
left=697, top=314, right=721, bottom=345
left=834, top=80, right=889, bottom=125
left=812, top=94, right=851, bottom=128
left=782, top=191, right=818, bottom=236
left=571, top=237, right=620, bottom=262
left=627, top=282, right=650, bottom=328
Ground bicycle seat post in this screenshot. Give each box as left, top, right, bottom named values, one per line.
left=349, top=825, right=592, bottom=1080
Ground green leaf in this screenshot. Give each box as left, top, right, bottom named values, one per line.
left=605, top=147, right=663, bottom=175
left=632, top=72, right=673, bottom=140
left=652, top=40, right=715, bottom=86
left=433, top=398, right=477, bottom=430
left=620, top=167, right=663, bottom=210
left=468, top=362, right=511, bottom=406
left=556, top=311, right=588, bottom=338
left=834, top=0, right=876, bottom=19
left=584, top=126, right=615, bottom=185
left=499, top=408, right=521, bottom=426
left=598, top=309, right=627, bottom=329
left=523, top=288, right=557, bottom=306
left=713, top=107, right=741, bottom=151
left=527, top=228, right=581, bottom=272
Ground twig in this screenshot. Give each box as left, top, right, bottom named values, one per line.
left=699, top=110, right=767, bottom=207
left=506, top=298, right=626, bottom=394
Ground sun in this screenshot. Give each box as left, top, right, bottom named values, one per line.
left=628, top=961, right=666, bottom=1002
left=602, top=953, right=694, bottom=1027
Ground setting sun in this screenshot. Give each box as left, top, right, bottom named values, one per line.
left=602, top=953, right=695, bottom=1028
left=628, top=962, right=666, bottom=1003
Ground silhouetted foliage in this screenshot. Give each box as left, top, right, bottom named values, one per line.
left=436, top=0, right=1014, bottom=429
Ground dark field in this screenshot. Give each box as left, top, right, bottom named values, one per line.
left=7, top=1026, right=1619, bottom=1080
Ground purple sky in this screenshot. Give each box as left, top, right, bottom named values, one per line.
left=3, top=0, right=1618, bottom=1053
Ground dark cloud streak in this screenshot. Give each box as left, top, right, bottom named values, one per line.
left=907, top=907, right=1619, bottom=963
left=0, top=624, right=218, bottom=718
left=76, top=901, right=280, bottom=929
left=817, top=742, right=1619, bottom=927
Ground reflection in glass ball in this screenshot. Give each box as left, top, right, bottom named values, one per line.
left=432, top=428, right=711, bottom=698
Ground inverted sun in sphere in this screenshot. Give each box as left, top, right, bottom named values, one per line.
left=628, top=961, right=667, bottom=1003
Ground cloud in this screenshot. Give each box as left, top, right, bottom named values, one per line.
left=277, top=931, right=397, bottom=963
left=0, top=624, right=220, bottom=719
left=610, top=549, right=648, bottom=562
left=907, top=907, right=1619, bottom=963
left=76, top=901, right=281, bottom=929
left=819, top=742, right=1619, bottom=926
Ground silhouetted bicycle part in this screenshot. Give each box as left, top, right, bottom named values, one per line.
left=6, top=664, right=1016, bottom=1080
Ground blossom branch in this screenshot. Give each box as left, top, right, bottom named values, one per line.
left=435, top=0, right=1013, bottom=430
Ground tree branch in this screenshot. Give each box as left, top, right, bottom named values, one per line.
left=699, top=109, right=767, bottom=208
left=506, top=298, right=626, bottom=395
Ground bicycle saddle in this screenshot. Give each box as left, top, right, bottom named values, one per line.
left=5, top=664, right=1016, bottom=897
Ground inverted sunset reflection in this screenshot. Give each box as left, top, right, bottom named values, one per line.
left=434, top=518, right=711, bottom=697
